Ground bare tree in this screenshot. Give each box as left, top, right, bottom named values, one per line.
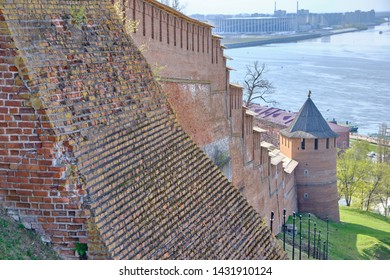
left=160, top=0, right=186, bottom=12
left=243, top=61, right=275, bottom=105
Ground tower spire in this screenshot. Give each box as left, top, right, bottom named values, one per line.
left=280, top=92, right=338, bottom=139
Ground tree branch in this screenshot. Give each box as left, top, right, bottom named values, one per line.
left=243, top=61, right=275, bottom=105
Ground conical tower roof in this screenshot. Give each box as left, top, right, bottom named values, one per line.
left=280, top=93, right=339, bottom=139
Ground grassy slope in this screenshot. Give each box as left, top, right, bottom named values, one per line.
left=0, top=207, right=60, bottom=260
left=279, top=206, right=390, bottom=260
left=335, top=207, right=390, bottom=259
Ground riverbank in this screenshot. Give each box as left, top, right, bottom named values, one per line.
left=223, top=27, right=367, bottom=49
left=350, top=133, right=390, bottom=147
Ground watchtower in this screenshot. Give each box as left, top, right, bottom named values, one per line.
left=279, top=93, right=340, bottom=222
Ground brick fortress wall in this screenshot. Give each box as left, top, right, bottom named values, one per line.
left=121, top=0, right=299, bottom=233
left=0, top=0, right=287, bottom=260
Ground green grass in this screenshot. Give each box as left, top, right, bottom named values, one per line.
left=0, top=206, right=61, bottom=260
left=278, top=206, right=390, bottom=260
left=336, top=207, right=390, bottom=259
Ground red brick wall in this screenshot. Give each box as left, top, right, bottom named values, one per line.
left=115, top=2, right=299, bottom=226
left=111, top=1, right=339, bottom=229
left=161, top=81, right=229, bottom=148
left=243, top=112, right=254, bottom=163
left=253, top=131, right=261, bottom=166
left=297, top=183, right=340, bottom=221
left=0, top=11, right=88, bottom=258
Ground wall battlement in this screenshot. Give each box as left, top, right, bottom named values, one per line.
left=115, top=0, right=227, bottom=90
left=227, top=83, right=298, bottom=233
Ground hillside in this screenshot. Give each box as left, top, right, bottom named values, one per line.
left=0, top=207, right=60, bottom=260
left=335, top=207, right=390, bottom=259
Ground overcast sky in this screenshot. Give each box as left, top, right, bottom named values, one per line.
left=180, top=0, right=390, bottom=15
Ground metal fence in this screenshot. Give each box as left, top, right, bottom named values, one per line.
left=271, top=209, right=330, bottom=260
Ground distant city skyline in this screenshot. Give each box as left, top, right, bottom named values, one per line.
left=180, top=0, right=390, bottom=15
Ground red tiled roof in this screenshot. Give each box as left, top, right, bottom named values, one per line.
left=328, top=122, right=351, bottom=133
left=249, top=103, right=347, bottom=136
left=248, top=104, right=295, bottom=127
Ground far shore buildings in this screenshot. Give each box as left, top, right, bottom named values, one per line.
left=192, top=8, right=376, bottom=35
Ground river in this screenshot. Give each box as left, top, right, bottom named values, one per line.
left=225, top=23, right=390, bottom=136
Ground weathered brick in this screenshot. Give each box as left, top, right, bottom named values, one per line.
left=33, top=191, right=48, bottom=197
left=53, top=197, right=69, bottom=204
left=6, top=195, right=20, bottom=202
left=15, top=202, right=30, bottom=208
left=39, top=204, right=54, bottom=209
left=15, top=190, right=32, bottom=196
left=1, top=86, right=19, bottom=93
left=42, top=223, right=59, bottom=230
left=5, top=100, right=22, bottom=107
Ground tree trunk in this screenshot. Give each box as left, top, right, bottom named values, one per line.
left=346, top=194, right=352, bottom=206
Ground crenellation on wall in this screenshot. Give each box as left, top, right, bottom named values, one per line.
left=229, top=83, right=243, bottom=137
left=243, top=109, right=257, bottom=164
left=225, top=80, right=299, bottom=233
left=120, top=0, right=226, bottom=90
left=253, top=127, right=264, bottom=167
